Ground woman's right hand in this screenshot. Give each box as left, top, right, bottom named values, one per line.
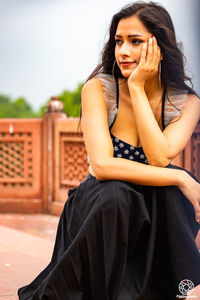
left=178, top=171, right=200, bottom=224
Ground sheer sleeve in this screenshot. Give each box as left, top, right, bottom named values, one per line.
left=87, top=74, right=117, bottom=164
left=94, top=74, right=118, bottom=127
left=164, top=87, right=188, bottom=127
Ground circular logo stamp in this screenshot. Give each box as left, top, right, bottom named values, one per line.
left=178, top=279, right=194, bottom=296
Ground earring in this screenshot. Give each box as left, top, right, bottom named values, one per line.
left=158, top=62, right=162, bottom=88
left=112, top=60, right=117, bottom=78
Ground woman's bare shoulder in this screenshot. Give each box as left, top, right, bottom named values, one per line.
left=82, top=77, right=102, bottom=92
left=81, top=78, right=106, bottom=112
left=82, top=74, right=115, bottom=94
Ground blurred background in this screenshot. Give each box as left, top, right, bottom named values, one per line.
left=0, top=3, right=199, bottom=297
left=0, top=0, right=200, bottom=117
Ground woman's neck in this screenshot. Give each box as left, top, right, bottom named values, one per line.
left=118, top=73, right=163, bottom=102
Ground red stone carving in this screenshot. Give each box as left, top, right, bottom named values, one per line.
left=0, top=132, right=32, bottom=185
left=192, top=132, right=200, bottom=181
left=60, top=134, right=89, bottom=187
left=0, top=107, right=199, bottom=215
left=0, top=119, right=42, bottom=213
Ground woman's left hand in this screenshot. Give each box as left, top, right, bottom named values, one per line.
left=128, top=36, right=162, bottom=88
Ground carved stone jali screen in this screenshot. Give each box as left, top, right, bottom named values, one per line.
left=0, top=134, right=32, bottom=185
left=170, top=122, right=200, bottom=182
left=0, top=103, right=199, bottom=216
left=61, top=133, right=89, bottom=186
left=52, top=118, right=89, bottom=215
left=0, top=119, right=42, bottom=213
left=191, top=124, right=200, bottom=181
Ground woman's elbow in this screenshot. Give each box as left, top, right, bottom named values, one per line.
left=91, top=159, right=110, bottom=181
left=91, top=157, right=113, bottom=181
left=148, top=156, right=172, bottom=167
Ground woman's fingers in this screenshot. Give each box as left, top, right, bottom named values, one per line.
left=145, top=36, right=160, bottom=73
left=147, top=37, right=153, bottom=63
left=139, top=42, right=147, bottom=65
left=134, top=36, right=161, bottom=83
left=152, top=37, right=161, bottom=68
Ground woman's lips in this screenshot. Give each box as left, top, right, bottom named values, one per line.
left=120, top=62, right=135, bottom=67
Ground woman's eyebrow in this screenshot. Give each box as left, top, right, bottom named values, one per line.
left=115, top=34, right=144, bottom=38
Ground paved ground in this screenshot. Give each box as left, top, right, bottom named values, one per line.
left=0, top=213, right=200, bottom=300
left=0, top=213, right=59, bottom=300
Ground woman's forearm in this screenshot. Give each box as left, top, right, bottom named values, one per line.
left=92, top=156, right=185, bottom=187
left=129, top=85, right=171, bottom=166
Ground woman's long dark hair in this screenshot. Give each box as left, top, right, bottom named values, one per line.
left=87, top=1, right=198, bottom=96
left=77, top=1, right=199, bottom=130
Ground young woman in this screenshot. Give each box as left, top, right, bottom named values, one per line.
left=18, top=1, right=200, bottom=299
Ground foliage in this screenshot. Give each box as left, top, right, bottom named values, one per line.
left=44, top=82, right=83, bottom=118
left=0, top=82, right=83, bottom=118
left=0, top=94, right=38, bottom=118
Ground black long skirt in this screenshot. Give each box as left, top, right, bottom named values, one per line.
left=18, top=164, right=200, bottom=300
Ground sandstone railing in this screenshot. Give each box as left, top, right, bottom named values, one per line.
left=0, top=97, right=200, bottom=216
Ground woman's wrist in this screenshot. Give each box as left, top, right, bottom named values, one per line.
left=128, top=83, right=146, bottom=102
left=128, top=82, right=145, bottom=91
left=176, top=169, right=188, bottom=188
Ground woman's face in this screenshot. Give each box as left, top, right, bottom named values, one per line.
left=115, top=15, right=153, bottom=78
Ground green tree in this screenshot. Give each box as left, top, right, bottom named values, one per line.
left=0, top=94, right=37, bottom=118
left=12, top=98, right=36, bottom=118
left=58, top=82, right=83, bottom=117
left=0, top=82, right=83, bottom=118
left=0, top=94, right=13, bottom=117
left=38, top=82, right=83, bottom=118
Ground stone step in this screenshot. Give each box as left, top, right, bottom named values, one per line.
left=0, top=224, right=55, bottom=299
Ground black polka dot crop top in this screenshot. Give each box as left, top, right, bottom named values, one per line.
left=87, top=73, right=188, bottom=165
left=110, top=132, right=148, bottom=164
left=108, top=77, right=160, bottom=164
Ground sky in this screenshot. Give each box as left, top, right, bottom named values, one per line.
left=0, top=0, right=199, bottom=111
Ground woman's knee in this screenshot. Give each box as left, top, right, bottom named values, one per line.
left=99, top=180, right=131, bottom=209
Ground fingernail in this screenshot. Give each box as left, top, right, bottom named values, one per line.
left=149, top=37, right=152, bottom=43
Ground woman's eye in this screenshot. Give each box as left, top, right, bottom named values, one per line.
left=115, top=39, right=123, bottom=45
left=132, top=39, right=143, bottom=44
left=115, top=39, right=143, bottom=45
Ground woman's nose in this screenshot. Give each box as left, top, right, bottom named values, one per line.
left=119, top=42, right=131, bottom=56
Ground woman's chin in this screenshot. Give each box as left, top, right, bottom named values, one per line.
left=121, top=70, right=132, bottom=78
left=120, top=67, right=136, bottom=78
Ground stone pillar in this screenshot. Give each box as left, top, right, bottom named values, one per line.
left=42, top=96, right=66, bottom=213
